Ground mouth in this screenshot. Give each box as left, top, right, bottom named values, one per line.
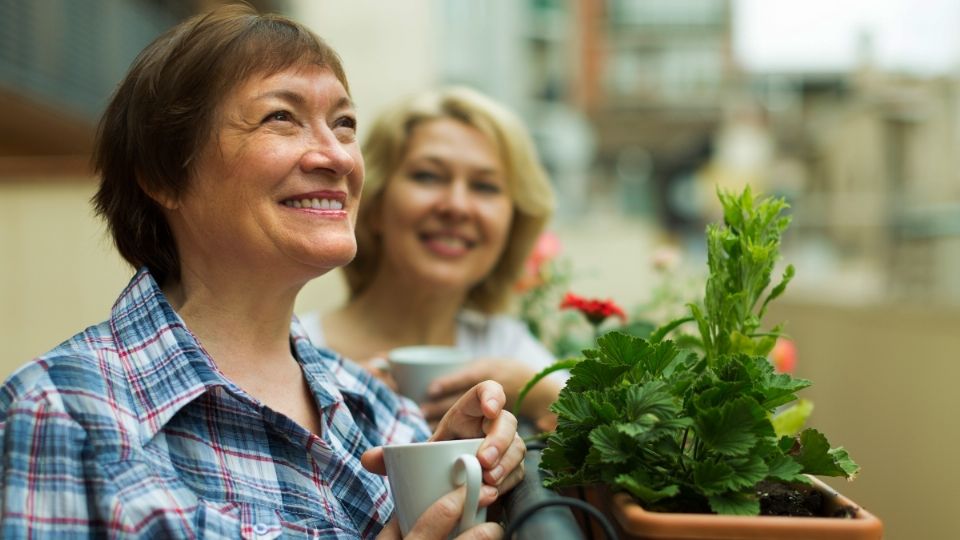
left=419, top=232, right=477, bottom=254
left=280, top=192, right=345, bottom=211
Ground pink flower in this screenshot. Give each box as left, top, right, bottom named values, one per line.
left=651, top=246, right=681, bottom=272
left=769, top=337, right=797, bottom=374
left=515, top=231, right=563, bottom=292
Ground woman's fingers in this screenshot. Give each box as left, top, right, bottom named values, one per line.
left=485, top=432, right=525, bottom=489
left=360, top=446, right=386, bottom=475
left=402, top=486, right=503, bottom=540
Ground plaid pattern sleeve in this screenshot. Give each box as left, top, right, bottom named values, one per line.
left=0, top=269, right=432, bottom=539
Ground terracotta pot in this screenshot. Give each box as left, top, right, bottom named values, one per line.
left=567, top=476, right=883, bottom=540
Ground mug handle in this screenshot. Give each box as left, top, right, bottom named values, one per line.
left=451, top=453, right=483, bottom=533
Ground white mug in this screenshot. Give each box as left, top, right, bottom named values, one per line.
left=387, top=345, right=471, bottom=403
left=383, top=438, right=486, bottom=537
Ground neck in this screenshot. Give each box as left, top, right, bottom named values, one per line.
left=330, top=269, right=468, bottom=358
left=164, top=264, right=303, bottom=371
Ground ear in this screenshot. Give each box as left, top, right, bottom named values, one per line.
left=137, top=176, right=180, bottom=210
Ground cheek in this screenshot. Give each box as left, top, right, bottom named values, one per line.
left=483, top=201, right=515, bottom=246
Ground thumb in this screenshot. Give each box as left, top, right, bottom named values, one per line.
left=361, top=446, right=386, bottom=475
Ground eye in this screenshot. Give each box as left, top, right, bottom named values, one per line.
left=471, top=179, right=503, bottom=195
left=262, top=110, right=293, bottom=123
left=410, top=170, right=443, bottom=184
left=334, top=115, right=357, bottom=131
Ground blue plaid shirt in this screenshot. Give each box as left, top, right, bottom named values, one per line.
left=0, top=269, right=430, bottom=538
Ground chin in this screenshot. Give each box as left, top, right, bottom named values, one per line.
left=295, top=244, right=357, bottom=274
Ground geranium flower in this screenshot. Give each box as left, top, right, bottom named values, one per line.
left=769, top=337, right=797, bottom=374
left=560, top=292, right=627, bottom=326
left=515, top=231, right=563, bottom=292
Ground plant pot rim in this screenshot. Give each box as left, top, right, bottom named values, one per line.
left=605, top=475, right=883, bottom=540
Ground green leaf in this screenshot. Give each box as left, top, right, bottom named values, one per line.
left=595, top=332, right=645, bottom=366
left=765, top=454, right=809, bottom=484
left=566, top=359, right=631, bottom=392
left=615, top=472, right=680, bottom=504
left=622, top=382, right=680, bottom=422
left=639, top=340, right=681, bottom=379
left=694, top=397, right=771, bottom=456
left=708, top=491, right=760, bottom=516
left=693, top=461, right=736, bottom=495
left=759, top=264, right=795, bottom=320
left=589, top=425, right=632, bottom=464
left=794, top=429, right=860, bottom=479
left=828, top=447, right=861, bottom=479
left=726, top=455, right=769, bottom=490
left=771, top=399, right=814, bottom=437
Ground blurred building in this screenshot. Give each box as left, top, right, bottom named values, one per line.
left=436, top=0, right=736, bottom=224
left=750, top=49, right=960, bottom=305
left=0, top=0, right=284, bottom=173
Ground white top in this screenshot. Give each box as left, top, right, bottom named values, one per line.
left=298, top=310, right=566, bottom=382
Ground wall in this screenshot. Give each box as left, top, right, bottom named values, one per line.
left=0, top=178, right=129, bottom=369
left=766, top=301, right=960, bottom=540
left=0, top=177, right=350, bottom=371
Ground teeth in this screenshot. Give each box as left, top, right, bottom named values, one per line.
left=283, top=198, right=344, bottom=210
left=437, top=236, right=466, bottom=249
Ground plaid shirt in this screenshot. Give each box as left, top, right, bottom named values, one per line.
left=0, top=269, right=430, bottom=539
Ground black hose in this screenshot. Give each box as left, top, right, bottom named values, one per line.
left=503, top=496, right=618, bottom=540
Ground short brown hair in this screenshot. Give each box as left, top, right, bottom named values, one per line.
left=92, top=3, right=348, bottom=285
left=344, top=87, right=556, bottom=313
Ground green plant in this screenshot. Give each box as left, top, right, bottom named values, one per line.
left=524, top=186, right=859, bottom=516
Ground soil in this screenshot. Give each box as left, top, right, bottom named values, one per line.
left=757, top=480, right=857, bottom=518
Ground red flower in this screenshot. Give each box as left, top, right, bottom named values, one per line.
left=560, top=292, right=627, bottom=326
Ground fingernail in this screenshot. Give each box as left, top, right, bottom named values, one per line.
left=482, top=485, right=499, bottom=499
left=489, top=465, right=504, bottom=482
left=485, top=398, right=498, bottom=410
left=482, top=446, right=499, bottom=463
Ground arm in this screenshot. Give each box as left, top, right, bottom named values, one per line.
left=420, top=360, right=561, bottom=428
left=1, top=392, right=96, bottom=537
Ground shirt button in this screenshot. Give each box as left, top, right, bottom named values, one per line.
left=252, top=523, right=270, bottom=536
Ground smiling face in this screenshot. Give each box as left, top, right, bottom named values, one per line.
left=373, top=118, right=514, bottom=295
left=162, top=64, right=364, bottom=287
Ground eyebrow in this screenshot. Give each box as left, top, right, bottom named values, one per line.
left=253, top=90, right=355, bottom=111
left=417, top=155, right=501, bottom=177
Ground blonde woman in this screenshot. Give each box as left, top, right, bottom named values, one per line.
left=307, top=87, right=563, bottom=430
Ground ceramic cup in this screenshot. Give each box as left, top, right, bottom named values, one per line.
left=383, top=438, right=486, bottom=537
left=387, top=345, right=471, bottom=403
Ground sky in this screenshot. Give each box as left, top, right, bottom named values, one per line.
left=733, top=0, right=960, bottom=75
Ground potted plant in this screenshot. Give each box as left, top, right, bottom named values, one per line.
left=518, top=187, right=882, bottom=539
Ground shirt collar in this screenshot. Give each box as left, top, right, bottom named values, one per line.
left=109, top=268, right=343, bottom=444
left=108, top=269, right=228, bottom=444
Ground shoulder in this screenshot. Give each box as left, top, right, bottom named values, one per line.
left=457, top=310, right=559, bottom=372
left=1, top=322, right=134, bottom=445
left=458, top=311, right=540, bottom=351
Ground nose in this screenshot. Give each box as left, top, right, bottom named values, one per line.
left=436, top=179, right=472, bottom=219
left=299, top=133, right=355, bottom=178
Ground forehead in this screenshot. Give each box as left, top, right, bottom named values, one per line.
left=222, top=64, right=352, bottom=110
left=405, top=118, right=501, bottom=168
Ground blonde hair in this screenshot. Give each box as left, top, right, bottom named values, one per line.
left=345, top=86, right=555, bottom=313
